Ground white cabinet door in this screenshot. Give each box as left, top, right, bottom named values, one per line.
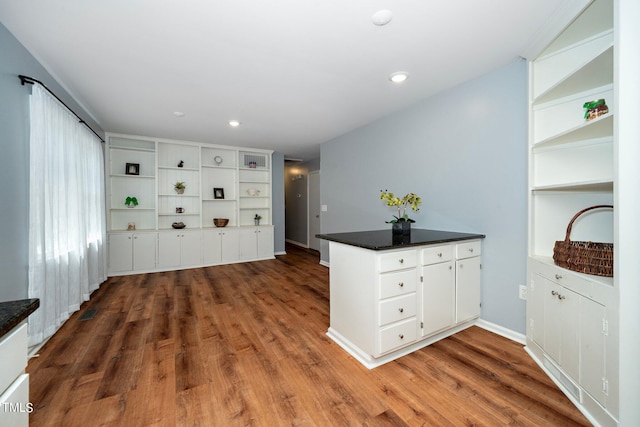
left=132, top=232, right=157, bottom=271
left=158, top=232, right=182, bottom=268
left=580, top=297, right=607, bottom=406
left=421, top=261, right=455, bottom=337
left=256, top=227, right=274, bottom=259
left=544, top=280, right=580, bottom=382
left=203, top=229, right=240, bottom=264
left=180, top=230, right=202, bottom=267
left=158, top=230, right=202, bottom=268
left=220, top=230, right=240, bottom=263
left=455, top=256, right=481, bottom=323
left=109, top=233, right=133, bottom=272
left=239, top=228, right=258, bottom=260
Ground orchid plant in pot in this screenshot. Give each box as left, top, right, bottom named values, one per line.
left=380, top=190, right=422, bottom=235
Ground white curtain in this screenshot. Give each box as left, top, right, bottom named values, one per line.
left=28, top=84, right=107, bottom=347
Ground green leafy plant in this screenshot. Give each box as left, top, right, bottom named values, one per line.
left=125, top=196, right=138, bottom=207
left=380, top=190, right=421, bottom=223
left=254, top=214, right=262, bottom=220
left=174, top=181, right=185, bottom=190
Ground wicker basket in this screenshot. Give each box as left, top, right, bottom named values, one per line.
left=213, top=218, right=229, bottom=227
left=552, top=205, right=613, bottom=277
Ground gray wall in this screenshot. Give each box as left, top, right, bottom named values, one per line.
left=319, top=59, right=528, bottom=333
left=271, top=152, right=286, bottom=254
left=0, top=23, right=103, bottom=302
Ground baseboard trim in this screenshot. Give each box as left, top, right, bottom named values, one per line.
left=319, top=260, right=330, bottom=268
left=476, top=319, right=526, bottom=345
left=285, top=239, right=308, bottom=248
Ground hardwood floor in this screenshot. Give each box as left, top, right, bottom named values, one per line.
left=27, top=245, right=590, bottom=426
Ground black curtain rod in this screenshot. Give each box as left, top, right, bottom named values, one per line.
left=19, top=75, right=105, bottom=143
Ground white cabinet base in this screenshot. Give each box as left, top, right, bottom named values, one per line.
left=328, top=320, right=476, bottom=370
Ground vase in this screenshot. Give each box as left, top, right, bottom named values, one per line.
left=176, top=188, right=184, bottom=194
left=392, top=221, right=411, bottom=236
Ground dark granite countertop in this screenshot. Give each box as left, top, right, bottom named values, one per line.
left=0, top=299, right=39, bottom=339
left=317, top=229, right=485, bottom=251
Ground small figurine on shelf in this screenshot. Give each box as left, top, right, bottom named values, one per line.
left=127, top=222, right=136, bottom=230
left=254, top=214, right=262, bottom=226
left=178, top=160, right=184, bottom=168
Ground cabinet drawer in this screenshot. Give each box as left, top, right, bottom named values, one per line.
left=378, top=318, right=417, bottom=355
left=456, top=240, right=481, bottom=259
left=379, top=293, right=417, bottom=326
left=379, top=250, right=416, bottom=273
left=379, top=270, right=416, bottom=299
left=0, top=323, right=27, bottom=397
left=421, top=244, right=453, bottom=265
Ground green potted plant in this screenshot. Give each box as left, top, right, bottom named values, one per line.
left=125, top=196, right=138, bottom=208
left=254, top=214, right=262, bottom=226
left=380, top=190, right=422, bottom=235
left=174, top=181, right=185, bottom=194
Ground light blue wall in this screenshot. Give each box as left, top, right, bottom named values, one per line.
left=320, top=59, right=529, bottom=333
left=0, top=23, right=104, bottom=302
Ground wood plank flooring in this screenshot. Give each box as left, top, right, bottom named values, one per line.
left=27, top=245, right=590, bottom=426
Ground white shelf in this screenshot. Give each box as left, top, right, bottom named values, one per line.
left=531, top=180, right=613, bottom=192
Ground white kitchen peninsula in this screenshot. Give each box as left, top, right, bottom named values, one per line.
left=318, top=229, right=485, bottom=369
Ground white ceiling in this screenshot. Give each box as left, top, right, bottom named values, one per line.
left=1, top=0, right=567, bottom=160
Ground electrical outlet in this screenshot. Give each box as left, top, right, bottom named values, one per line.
left=519, top=285, right=527, bottom=300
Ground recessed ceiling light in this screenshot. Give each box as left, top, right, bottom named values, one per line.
left=389, top=72, right=409, bottom=83
left=372, top=9, right=393, bottom=26
left=173, top=111, right=185, bottom=117
left=229, top=120, right=240, bottom=127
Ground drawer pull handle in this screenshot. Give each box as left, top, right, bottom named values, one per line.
left=399, top=308, right=404, bottom=313
left=558, top=294, right=566, bottom=300
left=551, top=290, right=558, bottom=296
left=555, top=274, right=563, bottom=280
left=398, top=282, right=404, bottom=288
left=468, top=248, right=474, bottom=252
left=437, top=252, right=442, bottom=257
left=399, top=334, right=404, bottom=340
left=399, top=258, right=404, bottom=264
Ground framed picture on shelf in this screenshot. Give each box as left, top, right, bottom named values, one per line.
left=214, top=188, right=225, bottom=199
left=125, top=163, right=140, bottom=175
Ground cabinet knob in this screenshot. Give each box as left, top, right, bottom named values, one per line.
left=398, top=282, right=404, bottom=288
left=459, top=263, right=463, bottom=269
left=399, top=334, right=404, bottom=340
left=437, top=252, right=442, bottom=257
left=558, top=294, right=566, bottom=300
left=399, top=308, right=404, bottom=313
left=128, top=236, right=132, bottom=240
left=468, top=248, right=474, bottom=252
left=551, top=290, right=558, bottom=296
left=555, top=274, right=563, bottom=280
left=399, top=258, right=404, bottom=264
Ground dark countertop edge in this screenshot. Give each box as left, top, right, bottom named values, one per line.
left=317, top=229, right=485, bottom=251
left=0, top=298, right=40, bottom=339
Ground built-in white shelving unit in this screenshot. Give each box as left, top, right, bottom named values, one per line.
left=105, top=134, right=274, bottom=276
left=525, top=1, right=618, bottom=426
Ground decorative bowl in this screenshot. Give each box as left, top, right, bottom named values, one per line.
left=172, top=222, right=186, bottom=229
left=246, top=188, right=260, bottom=196
left=213, top=218, right=229, bottom=227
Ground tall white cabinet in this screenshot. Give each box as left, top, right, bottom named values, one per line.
left=106, top=134, right=274, bottom=275
left=525, top=1, right=618, bottom=426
